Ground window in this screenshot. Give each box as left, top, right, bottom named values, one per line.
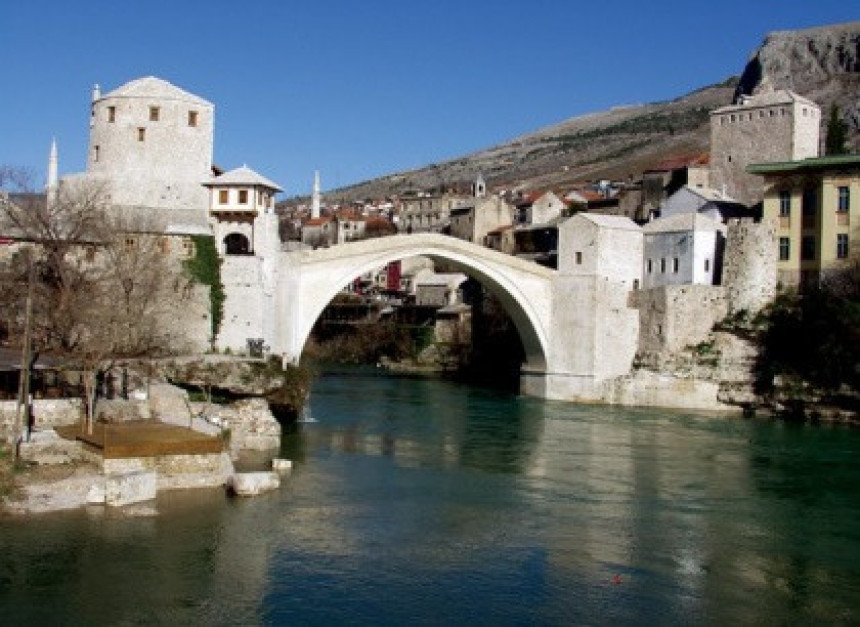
left=125, top=237, right=137, bottom=250
left=837, top=186, right=850, bottom=212
left=802, top=188, right=817, bottom=216
left=837, top=234, right=849, bottom=259
left=672, top=257, right=679, bottom=273
left=238, top=189, right=248, bottom=204
left=188, top=110, right=198, bottom=127
left=704, top=259, right=711, bottom=272
left=149, top=106, right=160, bottom=122
left=779, top=190, right=791, bottom=217
left=159, top=237, right=171, bottom=254
left=182, top=238, right=195, bottom=258
left=647, top=259, right=653, bottom=274
left=107, top=106, right=116, bottom=122
left=85, top=246, right=96, bottom=262
left=93, top=145, right=100, bottom=162
left=137, top=127, right=145, bottom=142
left=633, top=279, right=640, bottom=290
left=575, top=251, right=582, bottom=265
left=218, top=189, right=229, bottom=204
left=779, top=237, right=790, bottom=261
left=660, top=258, right=666, bottom=273
left=801, top=235, right=815, bottom=261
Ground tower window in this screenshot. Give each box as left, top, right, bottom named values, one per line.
left=704, top=258, right=711, bottom=272
left=137, top=127, right=146, bottom=142
left=93, top=145, right=100, bottom=162
left=188, top=110, right=198, bottom=127
left=672, top=257, right=679, bottom=273
left=107, top=106, right=116, bottom=122
left=149, top=106, right=160, bottom=122
left=575, top=251, right=582, bottom=265
left=660, top=258, right=666, bottom=273
left=647, top=259, right=653, bottom=273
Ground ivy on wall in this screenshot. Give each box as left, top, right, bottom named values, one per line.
left=183, top=235, right=225, bottom=339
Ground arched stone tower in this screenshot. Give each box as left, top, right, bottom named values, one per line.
left=87, top=76, right=214, bottom=225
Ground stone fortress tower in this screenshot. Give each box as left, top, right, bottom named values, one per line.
left=86, top=77, right=214, bottom=228
left=709, top=89, right=820, bottom=206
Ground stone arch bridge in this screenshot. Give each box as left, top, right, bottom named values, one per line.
left=220, top=221, right=644, bottom=402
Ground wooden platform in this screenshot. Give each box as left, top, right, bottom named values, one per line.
left=56, top=422, right=223, bottom=459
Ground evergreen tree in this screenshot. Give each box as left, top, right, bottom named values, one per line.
left=825, top=104, right=848, bottom=155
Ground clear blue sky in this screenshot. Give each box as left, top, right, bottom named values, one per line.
left=1, top=1, right=856, bottom=197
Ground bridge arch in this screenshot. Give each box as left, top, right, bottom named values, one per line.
left=278, top=234, right=555, bottom=371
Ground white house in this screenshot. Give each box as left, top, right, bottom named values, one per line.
left=204, top=165, right=282, bottom=255
left=641, top=212, right=726, bottom=289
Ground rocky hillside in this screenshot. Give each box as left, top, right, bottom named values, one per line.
left=735, top=21, right=860, bottom=135
left=325, top=21, right=859, bottom=202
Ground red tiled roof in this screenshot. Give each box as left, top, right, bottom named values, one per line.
left=304, top=217, right=332, bottom=226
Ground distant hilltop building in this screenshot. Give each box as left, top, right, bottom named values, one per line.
left=709, top=89, right=820, bottom=206
left=67, top=76, right=215, bottom=231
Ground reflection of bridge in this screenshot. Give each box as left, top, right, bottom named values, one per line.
left=219, top=216, right=644, bottom=401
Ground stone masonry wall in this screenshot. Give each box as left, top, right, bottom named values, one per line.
left=723, top=218, right=777, bottom=315
left=1, top=399, right=82, bottom=444
left=633, top=285, right=728, bottom=355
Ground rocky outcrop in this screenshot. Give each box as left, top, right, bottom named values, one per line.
left=163, top=356, right=286, bottom=397
left=200, top=398, right=281, bottom=456
left=736, top=22, right=860, bottom=141
left=228, top=471, right=280, bottom=496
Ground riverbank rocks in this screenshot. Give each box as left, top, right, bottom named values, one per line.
left=104, top=470, right=157, bottom=507
left=272, top=458, right=293, bottom=472
left=206, top=398, right=281, bottom=456
left=228, top=471, right=280, bottom=496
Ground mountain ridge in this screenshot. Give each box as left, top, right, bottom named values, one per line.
left=320, top=21, right=860, bottom=203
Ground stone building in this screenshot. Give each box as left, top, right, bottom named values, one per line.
left=83, top=77, right=214, bottom=229
left=749, top=154, right=859, bottom=291
left=399, top=193, right=470, bottom=233
left=205, top=165, right=283, bottom=354
left=709, top=89, right=820, bottom=206
left=659, top=185, right=751, bottom=222
left=205, top=165, right=282, bottom=256
left=552, top=214, right=642, bottom=384
left=449, top=196, right=513, bottom=244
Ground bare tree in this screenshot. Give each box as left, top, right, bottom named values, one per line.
left=0, top=176, right=196, bottom=432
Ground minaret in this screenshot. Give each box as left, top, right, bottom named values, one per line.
left=46, top=138, right=58, bottom=208
left=311, top=170, right=321, bottom=219
left=474, top=173, right=486, bottom=198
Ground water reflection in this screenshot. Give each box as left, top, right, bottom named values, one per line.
left=1, top=371, right=859, bottom=624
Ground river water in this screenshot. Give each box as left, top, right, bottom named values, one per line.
left=2, top=369, right=860, bottom=625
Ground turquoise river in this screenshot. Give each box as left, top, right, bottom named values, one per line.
left=2, top=368, right=860, bottom=624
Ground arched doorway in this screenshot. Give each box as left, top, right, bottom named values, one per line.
left=224, top=233, right=251, bottom=255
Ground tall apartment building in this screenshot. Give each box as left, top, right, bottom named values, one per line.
left=749, top=154, right=859, bottom=291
